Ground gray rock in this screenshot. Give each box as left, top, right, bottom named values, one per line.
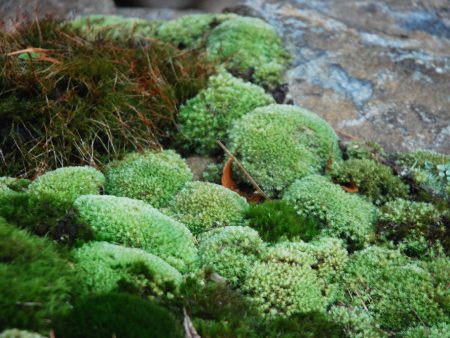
left=241, top=0, right=450, bottom=154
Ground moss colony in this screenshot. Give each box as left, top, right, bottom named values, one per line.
left=0, top=13, right=449, bottom=338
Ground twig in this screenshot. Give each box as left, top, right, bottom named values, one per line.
left=183, top=307, right=201, bottom=338
left=217, top=140, right=270, bottom=200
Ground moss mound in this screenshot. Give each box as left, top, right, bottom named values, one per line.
left=283, top=175, right=376, bottom=249
left=54, top=293, right=183, bottom=338
left=0, top=218, right=74, bottom=333
left=73, top=241, right=181, bottom=297
left=74, top=195, right=198, bottom=272
left=170, top=181, right=249, bottom=235
left=228, top=104, right=341, bottom=197
left=177, top=70, right=274, bottom=154
left=0, top=19, right=213, bottom=177
left=104, top=150, right=192, bottom=208
left=207, top=16, right=290, bottom=86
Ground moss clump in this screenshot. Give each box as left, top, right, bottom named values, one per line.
left=242, top=246, right=326, bottom=317
left=156, top=14, right=235, bottom=48
left=228, top=105, right=341, bottom=197
left=177, top=70, right=274, bottom=155
left=74, top=195, right=197, bottom=272
left=344, top=140, right=386, bottom=161
left=0, top=19, right=213, bottom=177
left=73, top=242, right=181, bottom=297
left=283, top=175, right=376, bottom=249
left=339, top=246, right=447, bottom=332
left=245, top=200, right=322, bottom=242
left=54, top=293, right=183, bottom=338
left=330, top=159, right=409, bottom=205
left=0, top=177, right=31, bottom=192
left=0, top=218, right=74, bottom=333
left=169, top=181, right=248, bottom=235
left=403, top=323, right=450, bottom=338
left=104, top=150, right=192, bottom=208
left=328, top=306, right=383, bottom=338
left=198, top=226, right=265, bottom=285
left=207, top=16, right=290, bottom=86
left=0, top=330, right=45, bottom=338
left=377, top=199, right=448, bottom=256
left=67, top=15, right=159, bottom=41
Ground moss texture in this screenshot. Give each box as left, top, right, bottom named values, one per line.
left=170, top=181, right=248, bottom=235
left=104, top=150, right=192, bottom=208
left=177, top=70, right=274, bottom=154
left=228, top=104, right=341, bottom=197
left=73, top=241, right=182, bottom=297
left=74, top=195, right=197, bottom=272
left=283, top=175, right=376, bottom=249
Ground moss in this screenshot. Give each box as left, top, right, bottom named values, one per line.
left=207, top=16, right=290, bottom=86
left=73, top=242, right=181, bottom=298
left=339, top=246, right=447, bottom=332
left=177, top=70, right=274, bottom=155
left=242, top=246, right=326, bottom=317
left=0, top=330, right=45, bottom=338
left=328, top=306, right=385, bottom=338
left=169, top=181, right=248, bottom=235
left=156, top=14, right=235, bottom=48
left=245, top=200, right=322, bottom=242
left=330, top=159, right=409, bottom=205
left=228, top=105, right=341, bottom=197
left=0, top=218, right=74, bottom=333
left=73, top=195, right=197, bottom=272
left=344, top=140, right=386, bottom=161
left=403, top=323, right=450, bottom=338
left=67, top=15, right=159, bottom=41
left=54, top=293, right=183, bottom=338
left=283, top=175, right=376, bottom=249
left=377, top=198, right=448, bottom=256
left=0, top=177, right=31, bottom=192
left=198, top=226, right=265, bottom=285
left=0, top=19, right=213, bottom=177
left=104, top=150, right=192, bottom=208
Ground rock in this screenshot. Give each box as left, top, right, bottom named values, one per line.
left=240, top=0, right=450, bottom=154
left=186, top=156, right=215, bottom=181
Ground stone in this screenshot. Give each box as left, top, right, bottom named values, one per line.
left=238, top=0, right=450, bottom=154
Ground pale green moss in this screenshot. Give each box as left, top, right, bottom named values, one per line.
left=104, top=150, right=192, bottom=208
left=157, top=14, right=235, bottom=48
left=228, top=104, right=341, bottom=197
left=74, top=195, right=197, bottom=272
left=207, top=16, right=290, bottom=86
left=197, top=226, right=265, bottom=285
left=28, top=166, right=105, bottom=210
left=0, top=329, right=45, bottom=338
left=67, top=15, right=159, bottom=41
left=178, top=70, right=274, bottom=154
left=242, top=245, right=326, bottom=317
left=403, top=323, right=450, bottom=338
left=170, top=181, right=248, bottom=235
left=283, top=175, right=376, bottom=248
left=329, top=306, right=384, bottom=338
left=74, top=242, right=181, bottom=297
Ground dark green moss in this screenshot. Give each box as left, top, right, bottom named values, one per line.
left=344, top=140, right=386, bottom=162
left=0, top=218, right=75, bottom=334
left=54, top=293, right=183, bottom=338
left=330, top=159, right=409, bottom=205
left=245, top=200, right=322, bottom=242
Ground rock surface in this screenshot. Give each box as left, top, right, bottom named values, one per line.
left=239, top=0, right=450, bottom=154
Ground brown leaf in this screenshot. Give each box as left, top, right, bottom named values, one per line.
left=222, top=158, right=240, bottom=193
left=342, top=183, right=359, bottom=193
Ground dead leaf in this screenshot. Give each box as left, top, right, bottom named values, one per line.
left=222, top=158, right=240, bottom=192
left=341, top=183, right=359, bottom=193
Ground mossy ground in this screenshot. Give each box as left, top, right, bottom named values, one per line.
left=0, top=14, right=449, bottom=338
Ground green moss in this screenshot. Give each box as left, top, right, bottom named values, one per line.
left=177, top=70, right=274, bottom=154
left=283, top=175, right=376, bottom=249
left=198, top=226, right=265, bottom=285
left=104, top=150, right=192, bottom=208
left=67, top=15, right=159, bottom=41
left=344, top=140, right=386, bottom=161
left=0, top=177, right=31, bottom=192
left=377, top=198, right=448, bottom=256
left=73, top=241, right=181, bottom=297
left=157, top=14, right=235, bottom=48
left=245, top=200, right=322, bottom=242
left=0, top=218, right=74, bottom=333
left=207, top=16, right=290, bottom=86
left=0, top=330, right=45, bottom=338
left=54, top=293, right=183, bottom=338
left=403, top=323, right=450, bottom=338
left=339, top=246, right=447, bottom=332
left=328, top=306, right=384, bottom=338
left=330, top=159, right=409, bottom=205
left=73, top=195, right=197, bottom=272
left=242, top=246, right=326, bottom=317
left=169, top=181, right=248, bottom=235
left=228, top=105, right=341, bottom=197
